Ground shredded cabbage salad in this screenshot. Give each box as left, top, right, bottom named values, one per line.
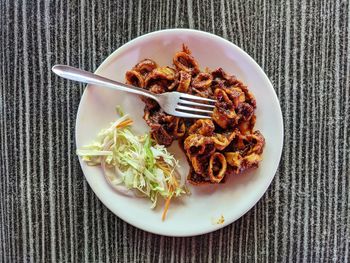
left=76, top=108, right=188, bottom=220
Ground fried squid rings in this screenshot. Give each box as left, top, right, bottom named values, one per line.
left=125, top=45, right=265, bottom=185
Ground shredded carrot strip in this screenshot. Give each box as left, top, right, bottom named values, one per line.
left=116, top=119, right=133, bottom=129
left=121, top=119, right=133, bottom=127
left=156, top=162, right=171, bottom=174
left=158, top=156, right=180, bottom=220
left=172, top=175, right=179, bottom=187
left=157, top=161, right=180, bottom=221
left=162, top=194, right=172, bottom=221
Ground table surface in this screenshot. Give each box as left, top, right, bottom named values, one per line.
left=1, top=0, right=349, bottom=262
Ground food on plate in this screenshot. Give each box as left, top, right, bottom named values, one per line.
left=77, top=109, right=188, bottom=220
left=211, top=214, right=225, bottom=225
left=125, top=45, right=265, bottom=185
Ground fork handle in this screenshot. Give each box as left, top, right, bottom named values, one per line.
left=52, top=64, right=157, bottom=101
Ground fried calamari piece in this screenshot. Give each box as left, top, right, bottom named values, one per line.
left=141, top=97, right=159, bottom=111
left=184, top=134, right=216, bottom=158
left=236, top=102, right=254, bottom=121
left=143, top=109, right=183, bottom=146
left=151, top=126, right=174, bottom=146
left=245, top=131, right=265, bottom=155
left=133, top=59, right=158, bottom=76
left=173, top=45, right=200, bottom=75
left=187, top=151, right=228, bottom=184
left=125, top=70, right=145, bottom=88
left=224, top=130, right=265, bottom=174
left=167, top=70, right=192, bottom=92
left=191, top=73, right=213, bottom=89
left=149, top=84, right=166, bottom=94
left=189, top=155, right=209, bottom=175
left=145, top=67, right=176, bottom=88
left=219, top=87, right=246, bottom=107
left=141, top=84, right=164, bottom=111
left=188, top=119, right=215, bottom=136
left=238, top=115, right=256, bottom=134
left=211, top=133, right=230, bottom=150
left=190, top=86, right=214, bottom=99
left=240, top=85, right=257, bottom=108
left=225, top=130, right=263, bottom=154
left=177, top=71, right=191, bottom=92
left=208, top=152, right=227, bottom=183
left=225, top=152, right=262, bottom=175
left=126, top=59, right=158, bottom=88
left=187, top=170, right=212, bottom=185
left=173, top=118, right=186, bottom=138
left=211, top=67, right=242, bottom=87
left=225, top=152, right=242, bottom=168
left=212, top=89, right=237, bottom=129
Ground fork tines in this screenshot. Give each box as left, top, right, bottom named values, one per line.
left=180, top=93, right=216, bottom=103
left=175, top=93, right=216, bottom=119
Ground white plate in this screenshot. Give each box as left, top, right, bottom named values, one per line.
left=75, top=29, right=283, bottom=237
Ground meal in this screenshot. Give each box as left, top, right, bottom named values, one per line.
left=126, top=45, right=265, bottom=185
left=77, top=45, right=265, bottom=220
left=77, top=109, right=188, bottom=220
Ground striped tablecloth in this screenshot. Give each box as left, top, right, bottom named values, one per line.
left=0, top=0, right=349, bottom=262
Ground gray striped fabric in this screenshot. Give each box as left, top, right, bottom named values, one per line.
left=0, top=0, right=349, bottom=262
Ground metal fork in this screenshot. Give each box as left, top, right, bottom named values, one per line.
left=52, top=65, right=216, bottom=119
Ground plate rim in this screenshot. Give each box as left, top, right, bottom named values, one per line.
left=75, top=28, right=284, bottom=237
